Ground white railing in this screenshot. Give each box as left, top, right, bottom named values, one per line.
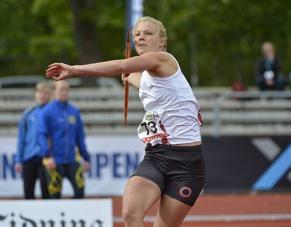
left=0, top=88, right=290, bottom=136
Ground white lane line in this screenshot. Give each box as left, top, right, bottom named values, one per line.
left=114, top=213, right=291, bottom=223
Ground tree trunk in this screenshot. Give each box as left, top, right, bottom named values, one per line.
left=71, top=0, right=100, bottom=86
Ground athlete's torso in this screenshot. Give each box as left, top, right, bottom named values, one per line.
left=138, top=53, right=202, bottom=146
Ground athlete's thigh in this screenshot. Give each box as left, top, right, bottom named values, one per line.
left=123, top=145, right=167, bottom=217
left=123, top=176, right=161, bottom=217
left=154, top=194, right=192, bottom=227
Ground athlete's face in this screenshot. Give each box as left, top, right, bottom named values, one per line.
left=134, top=21, right=165, bottom=55
left=35, top=88, right=51, bottom=105
left=54, top=81, right=70, bottom=102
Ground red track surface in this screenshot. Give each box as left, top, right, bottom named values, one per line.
left=112, top=193, right=291, bottom=227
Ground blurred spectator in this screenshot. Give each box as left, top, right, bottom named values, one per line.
left=255, top=42, right=287, bottom=91
left=39, top=80, right=90, bottom=199
left=15, top=81, right=52, bottom=199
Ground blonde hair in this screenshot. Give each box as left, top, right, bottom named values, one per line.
left=35, top=81, right=52, bottom=92
left=133, top=16, right=167, bottom=50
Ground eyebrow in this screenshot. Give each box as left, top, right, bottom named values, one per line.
left=135, top=29, right=154, bottom=33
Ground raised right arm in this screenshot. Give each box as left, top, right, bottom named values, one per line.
left=46, top=51, right=176, bottom=81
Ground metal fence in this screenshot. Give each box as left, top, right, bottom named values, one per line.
left=0, top=88, right=290, bottom=136
left=212, top=91, right=291, bottom=137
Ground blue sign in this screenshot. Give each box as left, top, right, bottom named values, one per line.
left=253, top=144, right=291, bottom=190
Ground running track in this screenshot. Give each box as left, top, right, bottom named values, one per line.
left=112, top=193, right=291, bottom=227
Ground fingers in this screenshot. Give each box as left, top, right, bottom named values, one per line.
left=48, top=63, right=63, bottom=68
left=122, top=73, right=129, bottom=79
left=83, top=162, right=90, bottom=172
left=121, top=73, right=129, bottom=85
left=46, top=64, right=62, bottom=78
left=46, top=63, right=68, bottom=80
left=15, top=164, right=22, bottom=172
left=46, top=69, right=60, bottom=78
left=46, top=158, right=56, bottom=170
left=52, top=76, right=61, bottom=81
left=46, top=65, right=60, bottom=72
left=52, top=71, right=70, bottom=81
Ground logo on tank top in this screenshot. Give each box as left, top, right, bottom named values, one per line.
left=178, top=186, right=192, bottom=198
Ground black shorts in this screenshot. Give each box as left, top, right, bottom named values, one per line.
left=131, top=143, right=205, bottom=206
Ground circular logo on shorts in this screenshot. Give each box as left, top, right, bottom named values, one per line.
left=179, top=187, right=192, bottom=198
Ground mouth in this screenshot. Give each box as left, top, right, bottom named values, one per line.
left=137, top=44, right=147, bottom=47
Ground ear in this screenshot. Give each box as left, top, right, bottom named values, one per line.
left=159, top=37, right=166, bottom=49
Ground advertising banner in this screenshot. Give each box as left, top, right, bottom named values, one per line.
left=0, top=135, right=290, bottom=197
left=203, top=136, right=291, bottom=191
left=0, top=136, right=144, bottom=197
left=0, top=199, right=113, bottom=227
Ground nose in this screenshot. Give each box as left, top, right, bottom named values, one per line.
left=138, top=33, right=145, bottom=41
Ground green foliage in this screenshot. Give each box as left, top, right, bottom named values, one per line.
left=93, top=0, right=125, bottom=60
left=0, top=0, right=291, bottom=86
left=192, top=0, right=291, bottom=86
left=0, top=0, right=76, bottom=75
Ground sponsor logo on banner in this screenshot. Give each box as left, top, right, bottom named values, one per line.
left=0, top=199, right=113, bottom=227
left=0, top=136, right=144, bottom=197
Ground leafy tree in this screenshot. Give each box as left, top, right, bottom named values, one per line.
left=0, top=0, right=291, bottom=87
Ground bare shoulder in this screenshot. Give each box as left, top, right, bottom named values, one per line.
left=141, top=52, right=178, bottom=77
left=141, top=51, right=174, bottom=61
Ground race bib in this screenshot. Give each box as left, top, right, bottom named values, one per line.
left=137, top=111, right=169, bottom=145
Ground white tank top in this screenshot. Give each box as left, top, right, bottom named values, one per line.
left=137, top=53, right=202, bottom=146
